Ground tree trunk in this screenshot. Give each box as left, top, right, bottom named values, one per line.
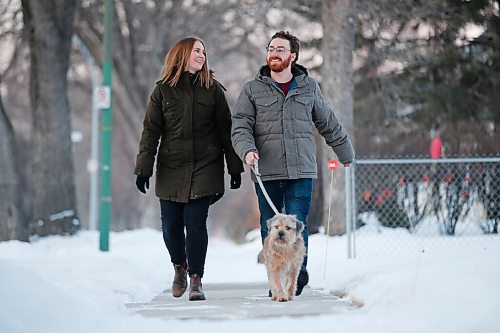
left=22, top=0, right=80, bottom=236
left=307, top=131, right=325, bottom=234
left=0, top=90, right=29, bottom=241
left=320, top=0, right=357, bottom=235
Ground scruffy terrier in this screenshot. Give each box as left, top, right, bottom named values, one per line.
left=262, top=214, right=306, bottom=302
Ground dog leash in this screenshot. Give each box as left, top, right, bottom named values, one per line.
left=249, top=160, right=280, bottom=215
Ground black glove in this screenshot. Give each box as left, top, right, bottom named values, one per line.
left=136, top=175, right=150, bottom=194
left=210, top=193, right=223, bottom=205
left=230, top=174, right=241, bottom=189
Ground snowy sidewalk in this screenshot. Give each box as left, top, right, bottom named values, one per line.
left=126, top=282, right=356, bottom=320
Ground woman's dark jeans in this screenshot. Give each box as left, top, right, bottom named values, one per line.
left=160, top=196, right=213, bottom=277
left=255, top=178, right=313, bottom=271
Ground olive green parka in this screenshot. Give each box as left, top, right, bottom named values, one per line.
left=134, top=72, right=243, bottom=202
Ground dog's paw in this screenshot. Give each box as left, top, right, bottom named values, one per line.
left=272, top=291, right=288, bottom=302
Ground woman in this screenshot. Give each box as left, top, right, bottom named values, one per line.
left=134, top=37, right=243, bottom=301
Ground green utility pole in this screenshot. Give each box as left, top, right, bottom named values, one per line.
left=99, top=0, right=113, bottom=251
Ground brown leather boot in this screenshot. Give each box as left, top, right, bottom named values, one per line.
left=188, top=274, right=206, bottom=301
left=172, top=262, right=187, bottom=297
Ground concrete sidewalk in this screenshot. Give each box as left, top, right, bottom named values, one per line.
left=126, top=282, right=356, bottom=320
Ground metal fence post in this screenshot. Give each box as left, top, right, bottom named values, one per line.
left=72, top=36, right=100, bottom=231
left=345, top=165, right=353, bottom=258
left=351, top=162, right=357, bottom=258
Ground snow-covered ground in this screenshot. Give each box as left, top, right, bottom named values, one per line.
left=1, top=227, right=499, bottom=333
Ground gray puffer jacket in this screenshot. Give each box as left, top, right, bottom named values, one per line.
left=231, top=64, right=354, bottom=181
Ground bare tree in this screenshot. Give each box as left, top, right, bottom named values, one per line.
left=21, top=0, right=79, bottom=236
left=73, top=0, right=278, bottom=232
left=0, top=86, right=29, bottom=241
left=0, top=0, right=28, bottom=241
left=320, top=0, right=357, bottom=235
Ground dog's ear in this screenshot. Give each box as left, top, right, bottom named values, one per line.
left=266, top=215, right=277, bottom=231
left=294, top=216, right=304, bottom=235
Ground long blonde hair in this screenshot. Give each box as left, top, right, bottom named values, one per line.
left=160, top=37, right=213, bottom=89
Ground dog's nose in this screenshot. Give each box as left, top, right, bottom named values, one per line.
left=278, top=230, right=285, bottom=238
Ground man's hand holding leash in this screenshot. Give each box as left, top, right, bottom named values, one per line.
left=245, top=151, right=260, bottom=166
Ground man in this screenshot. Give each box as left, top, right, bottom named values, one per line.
left=231, top=31, right=354, bottom=295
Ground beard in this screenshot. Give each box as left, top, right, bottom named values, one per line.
left=267, top=54, right=292, bottom=73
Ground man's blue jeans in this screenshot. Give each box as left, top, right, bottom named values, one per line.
left=255, top=178, right=313, bottom=271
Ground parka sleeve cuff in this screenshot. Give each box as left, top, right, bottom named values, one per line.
left=133, top=167, right=153, bottom=178
left=332, top=138, right=355, bottom=165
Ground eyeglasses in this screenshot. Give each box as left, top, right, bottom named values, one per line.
left=266, top=46, right=290, bottom=54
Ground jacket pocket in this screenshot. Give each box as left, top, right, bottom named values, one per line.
left=158, top=145, right=184, bottom=166
left=255, top=135, right=284, bottom=176
left=293, top=96, right=312, bottom=121
left=296, top=136, right=316, bottom=174
left=255, top=96, right=280, bottom=128
left=195, top=97, right=215, bottom=119
left=162, top=97, right=180, bottom=121
left=295, top=96, right=312, bottom=106
left=255, top=96, right=278, bottom=108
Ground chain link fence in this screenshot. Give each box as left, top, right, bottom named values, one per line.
left=348, top=157, right=500, bottom=258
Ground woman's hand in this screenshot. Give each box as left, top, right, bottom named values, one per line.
left=230, top=174, right=242, bottom=189
left=135, top=175, right=150, bottom=194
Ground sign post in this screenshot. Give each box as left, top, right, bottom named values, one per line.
left=99, top=0, right=113, bottom=251
left=94, top=86, right=111, bottom=109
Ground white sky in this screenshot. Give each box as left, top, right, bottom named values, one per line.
left=1, top=227, right=499, bottom=333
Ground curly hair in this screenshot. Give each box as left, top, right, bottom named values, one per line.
left=268, top=31, right=300, bottom=65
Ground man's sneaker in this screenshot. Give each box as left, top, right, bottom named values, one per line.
left=295, top=270, right=309, bottom=296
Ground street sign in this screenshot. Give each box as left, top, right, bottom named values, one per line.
left=94, top=86, right=111, bottom=109
left=328, top=159, right=339, bottom=170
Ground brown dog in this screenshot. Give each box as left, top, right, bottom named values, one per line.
left=262, top=214, right=306, bottom=302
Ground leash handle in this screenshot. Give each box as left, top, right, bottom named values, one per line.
left=252, top=159, right=261, bottom=177
left=250, top=160, right=279, bottom=215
